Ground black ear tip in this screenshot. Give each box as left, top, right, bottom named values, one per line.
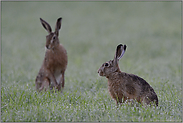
left=124, top=45, right=127, bottom=50
left=117, top=44, right=127, bottom=50
left=58, top=17, right=62, bottom=21
left=117, top=44, right=123, bottom=49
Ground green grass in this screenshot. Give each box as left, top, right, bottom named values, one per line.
left=1, top=1, right=182, bottom=122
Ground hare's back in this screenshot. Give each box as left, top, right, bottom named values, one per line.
left=125, top=73, right=151, bottom=89
left=123, top=73, right=157, bottom=98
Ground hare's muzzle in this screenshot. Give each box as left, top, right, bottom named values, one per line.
left=46, top=44, right=52, bottom=50
left=98, top=68, right=103, bottom=76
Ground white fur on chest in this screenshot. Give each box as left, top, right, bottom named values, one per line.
left=54, top=69, right=62, bottom=84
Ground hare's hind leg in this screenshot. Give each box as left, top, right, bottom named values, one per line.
left=58, top=71, right=65, bottom=92
left=140, top=97, right=156, bottom=107
left=145, top=96, right=158, bottom=106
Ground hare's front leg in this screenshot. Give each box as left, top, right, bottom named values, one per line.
left=57, top=71, right=65, bottom=92
left=115, top=97, right=123, bottom=105
left=39, top=78, right=50, bottom=92
left=115, top=96, right=128, bottom=106
left=35, top=81, right=41, bottom=92
left=48, top=72, right=58, bottom=90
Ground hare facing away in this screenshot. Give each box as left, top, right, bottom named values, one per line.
left=35, top=17, right=68, bottom=92
left=98, top=44, right=158, bottom=106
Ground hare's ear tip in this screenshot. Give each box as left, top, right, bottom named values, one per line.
left=124, top=45, right=127, bottom=50
left=117, top=44, right=123, bottom=48
left=58, top=17, right=62, bottom=20
left=118, top=44, right=127, bottom=50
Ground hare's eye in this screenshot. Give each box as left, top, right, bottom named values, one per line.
left=105, top=63, right=109, bottom=67
left=53, top=36, right=56, bottom=40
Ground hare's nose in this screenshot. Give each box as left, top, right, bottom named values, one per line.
left=97, top=69, right=100, bottom=73
left=46, top=45, right=49, bottom=49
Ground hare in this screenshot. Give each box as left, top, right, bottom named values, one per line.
left=35, top=17, right=68, bottom=92
left=98, top=44, right=158, bottom=106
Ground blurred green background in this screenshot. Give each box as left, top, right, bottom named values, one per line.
left=1, top=1, right=182, bottom=122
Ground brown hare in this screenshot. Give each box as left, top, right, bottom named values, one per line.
left=35, top=17, right=68, bottom=92
left=98, top=44, right=158, bottom=106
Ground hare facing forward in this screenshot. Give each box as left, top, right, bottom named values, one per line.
left=35, top=17, right=68, bottom=92
left=98, top=44, right=158, bottom=106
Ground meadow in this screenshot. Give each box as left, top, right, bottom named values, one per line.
left=1, top=1, right=182, bottom=122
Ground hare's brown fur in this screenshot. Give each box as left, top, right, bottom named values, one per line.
left=107, top=71, right=158, bottom=106
left=35, top=18, right=68, bottom=92
left=98, top=44, right=158, bottom=106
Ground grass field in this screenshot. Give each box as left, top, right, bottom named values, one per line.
left=1, top=1, right=182, bottom=122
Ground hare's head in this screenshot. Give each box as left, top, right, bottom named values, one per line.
left=40, top=17, right=62, bottom=50
left=98, top=44, right=127, bottom=77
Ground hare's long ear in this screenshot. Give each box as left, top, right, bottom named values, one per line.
left=55, top=17, right=62, bottom=36
left=114, top=44, right=127, bottom=64
left=40, top=18, right=52, bottom=34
